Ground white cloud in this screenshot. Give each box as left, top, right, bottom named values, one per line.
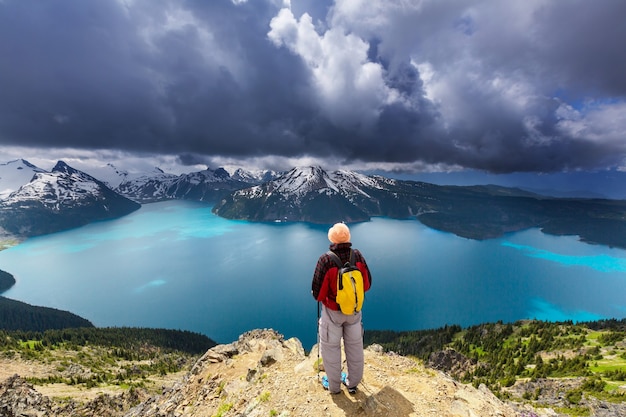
left=268, top=7, right=402, bottom=130
left=557, top=101, right=626, bottom=145
left=0, top=146, right=196, bottom=175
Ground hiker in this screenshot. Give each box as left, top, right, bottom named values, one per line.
left=312, top=222, right=372, bottom=394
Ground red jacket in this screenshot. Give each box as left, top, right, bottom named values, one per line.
left=312, top=242, right=372, bottom=311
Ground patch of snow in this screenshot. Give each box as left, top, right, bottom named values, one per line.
left=0, top=159, right=46, bottom=199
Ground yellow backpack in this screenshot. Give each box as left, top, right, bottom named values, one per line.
left=327, top=250, right=365, bottom=315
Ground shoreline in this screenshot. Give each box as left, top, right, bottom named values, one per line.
left=0, top=236, right=22, bottom=251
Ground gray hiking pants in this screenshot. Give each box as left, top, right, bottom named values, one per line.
left=319, top=305, right=364, bottom=393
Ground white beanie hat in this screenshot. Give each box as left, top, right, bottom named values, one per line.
left=328, top=223, right=351, bottom=244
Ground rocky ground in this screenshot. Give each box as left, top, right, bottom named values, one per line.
left=124, top=329, right=528, bottom=417
left=2, top=329, right=626, bottom=416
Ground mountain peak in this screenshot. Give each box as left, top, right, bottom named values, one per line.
left=222, top=165, right=281, bottom=183
left=17, top=159, right=40, bottom=170
left=213, top=167, right=230, bottom=179
left=273, top=165, right=337, bottom=195
left=289, top=165, right=327, bottom=177
left=125, top=329, right=520, bottom=417
left=51, top=161, right=101, bottom=183
left=51, top=160, right=73, bottom=173
left=0, top=159, right=47, bottom=199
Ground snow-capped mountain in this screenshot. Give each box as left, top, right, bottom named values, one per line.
left=210, top=165, right=626, bottom=249
left=77, top=163, right=175, bottom=192
left=222, top=166, right=281, bottom=184
left=115, top=167, right=254, bottom=203
left=0, top=159, right=47, bottom=199
left=114, top=168, right=179, bottom=203
left=83, top=163, right=137, bottom=189
left=212, top=166, right=404, bottom=223
left=164, top=168, right=249, bottom=201
left=264, top=166, right=394, bottom=203
left=0, top=158, right=283, bottom=205
left=267, top=166, right=337, bottom=197
left=0, top=161, right=140, bottom=237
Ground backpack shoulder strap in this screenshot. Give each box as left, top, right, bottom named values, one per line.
left=326, top=251, right=342, bottom=268
left=349, top=249, right=356, bottom=266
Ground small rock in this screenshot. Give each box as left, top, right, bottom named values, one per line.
left=260, top=348, right=283, bottom=366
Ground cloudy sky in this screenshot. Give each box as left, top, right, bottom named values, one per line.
left=1, top=0, right=625, bottom=178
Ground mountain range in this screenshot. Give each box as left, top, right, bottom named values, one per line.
left=1, top=159, right=626, bottom=249
left=214, top=166, right=626, bottom=248
left=0, top=160, right=140, bottom=238
left=0, top=159, right=277, bottom=240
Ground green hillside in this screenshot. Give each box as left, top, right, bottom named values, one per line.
left=0, top=296, right=94, bottom=331
left=0, top=326, right=215, bottom=399
left=366, top=319, right=626, bottom=415
left=0, top=326, right=215, bottom=356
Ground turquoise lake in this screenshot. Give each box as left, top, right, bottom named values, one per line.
left=1, top=200, right=626, bottom=349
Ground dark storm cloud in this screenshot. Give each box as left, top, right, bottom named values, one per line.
left=1, top=0, right=625, bottom=173
left=0, top=1, right=171, bottom=151
left=0, top=0, right=316, bottom=155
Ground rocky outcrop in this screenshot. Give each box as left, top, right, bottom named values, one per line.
left=0, top=374, right=58, bottom=416
left=0, top=374, right=149, bottom=417
left=428, top=348, right=479, bottom=380
left=124, top=329, right=522, bottom=417
left=506, top=378, right=626, bottom=417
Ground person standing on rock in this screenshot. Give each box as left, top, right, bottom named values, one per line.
left=312, top=222, right=372, bottom=394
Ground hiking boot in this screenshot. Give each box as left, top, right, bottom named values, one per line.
left=321, top=375, right=341, bottom=394
left=341, top=372, right=357, bottom=394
